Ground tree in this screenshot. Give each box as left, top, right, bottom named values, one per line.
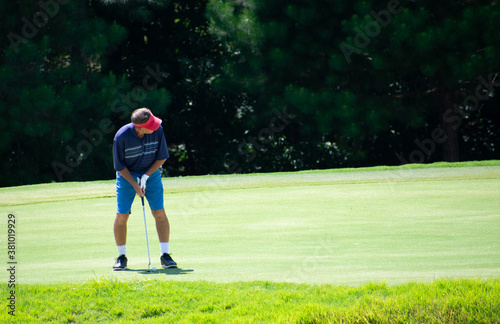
left=0, top=0, right=250, bottom=187
left=208, top=0, right=500, bottom=169
left=0, top=0, right=137, bottom=186
left=95, top=0, right=249, bottom=176
left=337, top=0, right=500, bottom=163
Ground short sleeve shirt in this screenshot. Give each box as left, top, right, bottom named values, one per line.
left=113, top=123, right=169, bottom=174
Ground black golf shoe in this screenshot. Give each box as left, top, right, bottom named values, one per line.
left=160, top=253, right=177, bottom=268
left=113, top=255, right=128, bottom=271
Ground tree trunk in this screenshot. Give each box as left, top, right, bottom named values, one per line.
left=439, top=87, right=460, bottom=162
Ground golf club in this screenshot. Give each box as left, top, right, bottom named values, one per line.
left=141, top=196, right=152, bottom=272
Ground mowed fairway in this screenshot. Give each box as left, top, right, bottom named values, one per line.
left=1, top=162, right=499, bottom=286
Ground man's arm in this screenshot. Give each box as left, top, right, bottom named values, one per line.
left=137, top=159, right=167, bottom=194
left=145, top=159, right=167, bottom=177
left=118, top=167, right=144, bottom=197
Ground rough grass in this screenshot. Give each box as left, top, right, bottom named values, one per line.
left=1, top=279, right=499, bottom=323
left=1, top=161, right=499, bottom=322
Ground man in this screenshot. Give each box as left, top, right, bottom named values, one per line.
left=112, top=107, right=177, bottom=270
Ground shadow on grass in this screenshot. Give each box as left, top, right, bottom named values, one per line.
left=124, top=268, right=194, bottom=275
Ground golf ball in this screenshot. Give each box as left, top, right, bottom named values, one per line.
left=152, top=267, right=156, bottom=271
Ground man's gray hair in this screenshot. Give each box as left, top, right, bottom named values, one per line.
left=131, top=108, right=152, bottom=124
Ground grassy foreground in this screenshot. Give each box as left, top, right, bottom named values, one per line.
left=0, top=161, right=499, bottom=322
left=1, top=278, right=499, bottom=323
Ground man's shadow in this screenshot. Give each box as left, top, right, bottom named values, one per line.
left=125, top=268, right=194, bottom=275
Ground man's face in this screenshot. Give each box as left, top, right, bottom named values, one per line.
left=135, top=127, right=155, bottom=137
left=142, top=128, right=155, bottom=135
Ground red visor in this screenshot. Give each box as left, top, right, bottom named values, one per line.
left=133, top=113, right=162, bottom=131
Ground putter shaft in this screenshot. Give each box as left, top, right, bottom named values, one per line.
left=141, top=196, right=151, bottom=270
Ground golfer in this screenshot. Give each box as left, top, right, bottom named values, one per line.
left=112, top=107, right=177, bottom=270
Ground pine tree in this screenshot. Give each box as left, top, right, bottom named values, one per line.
left=0, top=0, right=132, bottom=185
left=95, top=0, right=247, bottom=175
left=335, top=0, right=500, bottom=163
left=208, top=0, right=500, bottom=168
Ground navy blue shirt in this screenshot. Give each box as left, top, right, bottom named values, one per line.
left=113, top=123, right=169, bottom=174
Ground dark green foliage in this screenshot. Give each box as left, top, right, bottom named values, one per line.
left=209, top=0, right=500, bottom=170
left=1, top=0, right=500, bottom=186
left=0, top=0, right=244, bottom=186
left=94, top=0, right=247, bottom=176
left=0, top=0, right=133, bottom=186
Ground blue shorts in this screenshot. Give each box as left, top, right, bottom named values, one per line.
left=116, top=169, right=164, bottom=214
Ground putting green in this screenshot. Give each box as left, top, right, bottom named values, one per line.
left=1, top=163, right=499, bottom=285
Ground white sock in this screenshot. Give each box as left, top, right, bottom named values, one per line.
left=160, top=242, right=169, bottom=255
left=117, top=245, right=126, bottom=257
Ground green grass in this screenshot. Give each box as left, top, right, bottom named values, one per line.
left=2, top=160, right=499, bottom=207
left=1, top=279, right=499, bottom=323
left=0, top=161, right=499, bottom=322
left=1, top=161, right=499, bottom=285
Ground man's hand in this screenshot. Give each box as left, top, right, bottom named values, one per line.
left=135, top=177, right=145, bottom=197
left=118, top=168, right=145, bottom=197
left=139, top=174, right=149, bottom=193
